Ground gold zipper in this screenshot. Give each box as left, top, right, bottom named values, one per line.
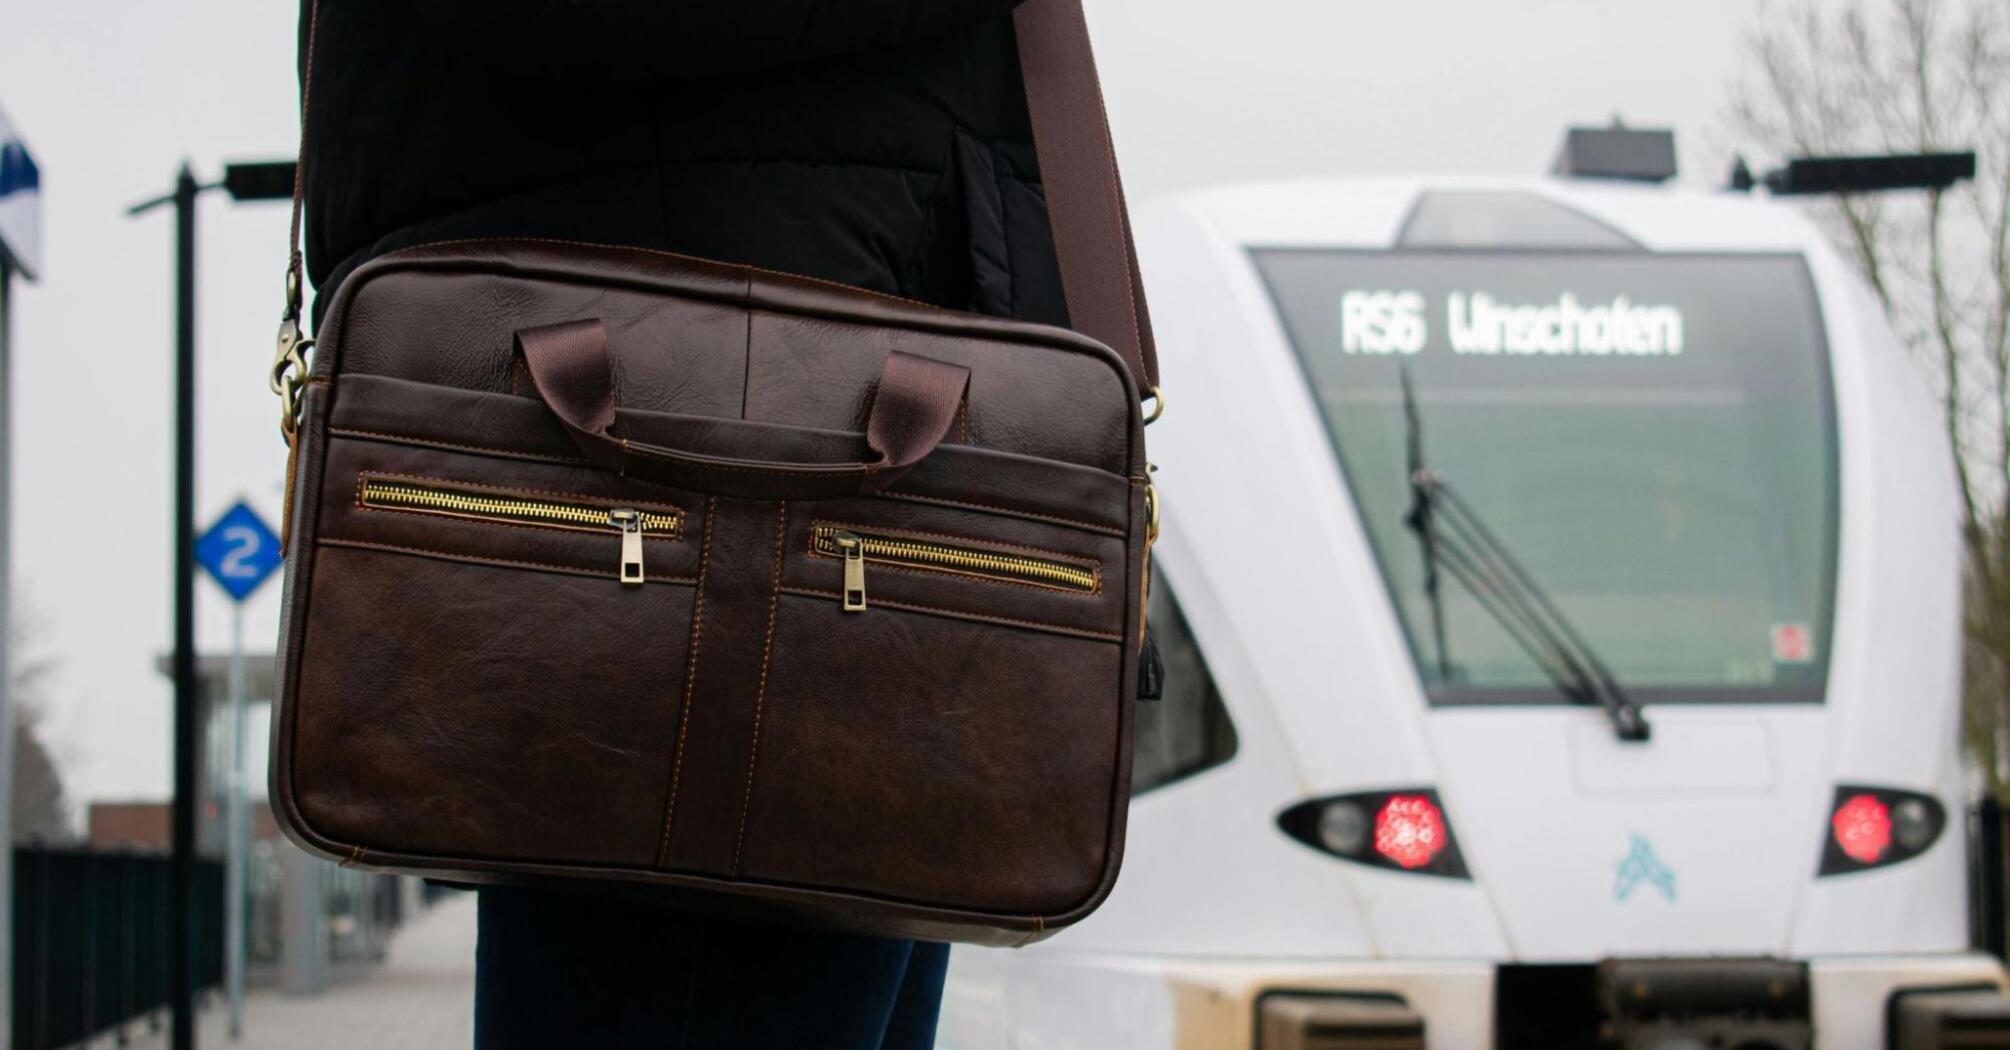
left=811, top=525, right=1096, bottom=612
left=358, top=478, right=680, bottom=585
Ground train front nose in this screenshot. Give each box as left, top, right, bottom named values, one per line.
left=1423, top=710, right=1819, bottom=962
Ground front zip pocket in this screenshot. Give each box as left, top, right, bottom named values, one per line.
left=810, top=524, right=1098, bottom=612
left=357, top=475, right=681, bottom=584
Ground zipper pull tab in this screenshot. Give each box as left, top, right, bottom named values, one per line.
left=833, top=530, right=867, bottom=611
left=610, top=509, right=644, bottom=585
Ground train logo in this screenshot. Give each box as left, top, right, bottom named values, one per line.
left=1614, top=834, right=1677, bottom=903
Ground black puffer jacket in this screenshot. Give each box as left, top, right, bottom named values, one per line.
left=301, top=0, right=1066, bottom=328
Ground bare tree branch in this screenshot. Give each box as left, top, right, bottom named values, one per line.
left=8, top=615, right=69, bottom=842
left=1726, top=0, right=2010, bottom=793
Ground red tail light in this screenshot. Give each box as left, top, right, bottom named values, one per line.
left=1818, top=786, right=1943, bottom=876
left=1375, top=794, right=1449, bottom=869
left=1831, top=793, right=1891, bottom=864
left=1276, top=789, right=1470, bottom=879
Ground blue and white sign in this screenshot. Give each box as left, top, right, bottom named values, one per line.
left=0, top=103, right=40, bottom=279
left=195, top=502, right=284, bottom=603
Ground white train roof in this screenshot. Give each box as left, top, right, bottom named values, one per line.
left=1155, top=175, right=1828, bottom=256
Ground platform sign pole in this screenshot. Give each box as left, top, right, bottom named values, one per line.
left=225, top=601, right=245, bottom=1039
left=194, top=501, right=282, bottom=1044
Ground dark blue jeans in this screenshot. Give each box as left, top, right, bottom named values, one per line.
left=475, top=887, right=949, bottom=1049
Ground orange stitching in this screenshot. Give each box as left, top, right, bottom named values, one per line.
left=321, top=237, right=1145, bottom=481
left=328, top=427, right=587, bottom=465
left=333, top=433, right=1133, bottom=534
left=315, top=537, right=695, bottom=584
left=355, top=502, right=685, bottom=543
left=872, top=491, right=1124, bottom=536
left=805, top=546, right=1101, bottom=598
left=733, top=501, right=789, bottom=874
left=354, top=470, right=685, bottom=539
left=807, top=520, right=1099, bottom=575
left=357, top=470, right=686, bottom=517
left=347, top=237, right=1141, bottom=376
left=623, top=441, right=879, bottom=478
left=776, top=586, right=1122, bottom=643
left=658, top=497, right=716, bottom=867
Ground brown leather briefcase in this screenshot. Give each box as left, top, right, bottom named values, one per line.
left=268, top=0, right=1159, bottom=945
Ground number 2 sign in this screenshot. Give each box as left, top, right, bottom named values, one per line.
left=194, top=501, right=284, bottom=603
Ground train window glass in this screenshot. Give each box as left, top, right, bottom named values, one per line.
left=1255, top=249, right=1838, bottom=705
left=1398, top=191, right=1640, bottom=251
left=1133, top=569, right=1238, bottom=793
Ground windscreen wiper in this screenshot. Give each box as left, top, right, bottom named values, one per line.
left=1399, top=368, right=1651, bottom=742
left=1403, top=370, right=1453, bottom=685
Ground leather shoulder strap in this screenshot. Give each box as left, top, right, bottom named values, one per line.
left=1013, top=0, right=1159, bottom=396
left=279, top=0, right=1158, bottom=398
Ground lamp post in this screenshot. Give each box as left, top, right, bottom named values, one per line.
left=0, top=105, right=44, bottom=1050
left=126, top=158, right=295, bottom=1050
left=0, top=255, right=12, bottom=1050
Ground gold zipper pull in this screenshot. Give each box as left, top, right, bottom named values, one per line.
left=610, top=509, right=644, bottom=585
left=833, top=530, right=867, bottom=611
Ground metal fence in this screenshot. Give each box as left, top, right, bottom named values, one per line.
left=1974, top=798, right=2008, bottom=961
left=11, top=846, right=223, bottom=1050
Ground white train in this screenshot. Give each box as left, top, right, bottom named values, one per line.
left=940, top=135, right=2010, bottom=1049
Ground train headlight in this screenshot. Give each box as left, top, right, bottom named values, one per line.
left=1893, top=797, right=1937, bottom=851
left=1817, top=785, right=1945, bottom=876
left=1278, top=789, right=1470, bottom=879
left=1316, top=800, right=1370, bottom=856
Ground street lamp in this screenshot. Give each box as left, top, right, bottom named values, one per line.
left=127, top=158, right=295, bottom=1050
left=0, top=102, right=44, bottom=1050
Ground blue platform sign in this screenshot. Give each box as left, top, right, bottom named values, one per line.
left=195, top=501, right=283, bottom=603
left=0, top=102, right=42, bottom=279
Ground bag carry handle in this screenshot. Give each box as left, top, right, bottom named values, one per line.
left=271, top=0, right=1160, bottom=444
left=517, top=320, right=969, bottom=500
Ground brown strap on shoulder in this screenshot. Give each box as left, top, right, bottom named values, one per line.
left=1013, top=0, right=1159, bottom=396
left=283, top=0, right=1157, bottom=397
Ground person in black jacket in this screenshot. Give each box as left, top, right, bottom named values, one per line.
left=299, top=2, right=1071, bottom=1046
left=305, top=0, right=1069, bottom=330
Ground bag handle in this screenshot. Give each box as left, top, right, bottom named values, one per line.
left=269, top=0, right=1158, bottom=443
left=517, top=320, right=969, bottom=499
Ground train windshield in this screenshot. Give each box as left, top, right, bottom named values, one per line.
left=1255, top=249, right=1838, bottom=705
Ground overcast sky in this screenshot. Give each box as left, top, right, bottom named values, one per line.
left=0, top=0, right=1767, bottom=810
